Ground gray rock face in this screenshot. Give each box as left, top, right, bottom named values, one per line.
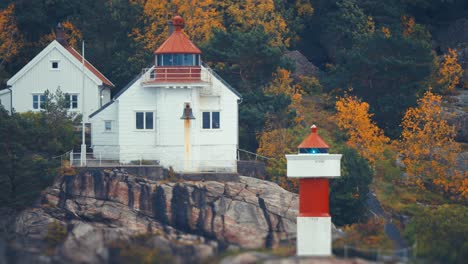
left=10, top=170, right=304, bottom=263
left=283, top=50, right=320, bottom=78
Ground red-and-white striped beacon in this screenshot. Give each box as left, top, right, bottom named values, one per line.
left=285, top=125, right=342, bottom=256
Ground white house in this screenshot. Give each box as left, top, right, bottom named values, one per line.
left=0, top=23, right=114, bottom=120
left=89, top=16, right=242, bottom=173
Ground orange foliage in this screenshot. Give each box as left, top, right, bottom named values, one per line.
left=336, top=218, right=391, bottom=248
left=435, top=48, right=463, bottom=94
left=0, top=4, right=23, bottom=64
left=61, top=21, right=82, bottom=49
left=381, top=26, right=391, bottom=38
left=132, top=0, right=224, bottom=52
left=401, top=15, right=415, bottom=37
left=38, top=21, right=82, bottom=50
left=226, top=0, right=290, bottom=47
left=335, top=95, right=390, bottom=165
left=257, top=127, right=301, bottom=192
left=399, top=91, right=466, bottom=200
left=366, top=16, right=375, bottom=34
left=265, top=68, right=305, bottom=126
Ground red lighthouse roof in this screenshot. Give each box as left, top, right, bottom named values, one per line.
left=298, top=125, right=330, bottom=149
left=155, top=16, right=201, bottom=54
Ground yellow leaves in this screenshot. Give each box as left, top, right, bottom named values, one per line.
left=132, top=0, right=225, bottom=52
left=265, top=68, right=305, bottom=126
left=226, top=0, right=289, bottom=47
left=0, top=4, right=23, bottom=64
left=435, top=48, right=463, bottom=94
left=61, top=21, right=82, bottom=49
left=336, top=218, right=391, bottom=249
left=399, top=90, right=463, bottom=200
left=295, top=0, right=314, bottom=17
left=381, top=26, right=391, bottom=38
left=257, top=127, right=301, bottom=192
left=366, top=16, right=375, bottom=34
left=334, top=95, right=390, bottom=165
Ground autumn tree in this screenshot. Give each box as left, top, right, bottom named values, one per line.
left=132, top=0, right=224, bottom=53
left=0, top=4, right=23, bottom=67
left=399, top=90, right=466, bottom=200
left=257, top=127, right=305, bottom=192
left=265, top=68, right=305, bottom=126
left=37, top=21, right=82, bottom=50
left=226, top=0, right=290, bottom=48
left=335, top=94, right=390, bottom=165
left=433, top=48, right=463, bottom=94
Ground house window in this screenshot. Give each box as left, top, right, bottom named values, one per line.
left=65, top=94, right=78, bottom=109
left=136, top=112, right=154, bottom=130
left=202, top=111, right=220, bottom=129
left=51, top=61, right=59, bottom=70
left=104, top=121, right=112, bottom=131
left=32, top=94, right=47, bottom=110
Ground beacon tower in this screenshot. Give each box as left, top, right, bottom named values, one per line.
left=285, top=125, right=342, bottom=256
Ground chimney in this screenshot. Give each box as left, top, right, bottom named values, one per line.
left=168, top=20, right=174, bottom=36
left=56, top=23, right=68, bottom=47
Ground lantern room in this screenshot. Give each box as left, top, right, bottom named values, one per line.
left=148, top=15, right=203, bottom=83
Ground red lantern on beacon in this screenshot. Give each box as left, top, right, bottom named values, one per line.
left=285, top=125, right=342, bottom=256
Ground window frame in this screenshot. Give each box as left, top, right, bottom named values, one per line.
left=50, top=60, right=60, bottom=70
left=65, top=94, right=79, bottom=110
left=32, top=93, right=47, bottom=110
left=135, top=111, right=155, bottom=131
left=104, top=120, right=113, bottom=132
left=201, top=110, right=221, bottom=130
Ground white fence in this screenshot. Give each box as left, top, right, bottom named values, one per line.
left=70, top=151, right=237, bottom=173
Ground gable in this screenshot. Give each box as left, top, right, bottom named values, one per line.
left=7, top=40, right=112, bottom=87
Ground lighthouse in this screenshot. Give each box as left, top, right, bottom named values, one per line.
left=285, top=125, right=342, bottom=256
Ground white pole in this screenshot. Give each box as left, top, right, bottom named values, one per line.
left=80, top=41, right=87, bottom=166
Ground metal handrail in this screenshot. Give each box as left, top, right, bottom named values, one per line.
left=237, top=148, right=272, bottom=161
left=141, top=66, right=204, bottom=82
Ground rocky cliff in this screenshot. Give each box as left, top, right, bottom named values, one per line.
left=5, top=169, right=319, bottom=263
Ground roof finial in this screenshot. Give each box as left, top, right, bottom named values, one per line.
left=173, top=15, right=184, bottom=32
left=56, top=22, right=68, bottom=47
left=311, top=125, right=317, bottom=133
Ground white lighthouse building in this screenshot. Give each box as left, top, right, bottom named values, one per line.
left=89, top=16, right=242, bottom=172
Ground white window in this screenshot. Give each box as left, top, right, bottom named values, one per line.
left=51, top=60, right=60, bottom=70
left=135, top=112, right=154, bottom=130
left=202, top=111, right=220, bottom=129
left=32, top=94, right=47, bottom=110
left=65, top=94, right=78, bottom=109
left=104, top=121, right=112, bottom=131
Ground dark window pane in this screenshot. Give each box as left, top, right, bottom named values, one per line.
left=195, top=55, right=200, bottom=65
left=183, top=54, right=194, bottom=66
left=146, top=112, right=154, bottom=129
left=40, top=95, right=46, bottom=109
left=212, top=112, right=220, bottom=129
left=202, top=112, right=210, bottom=129
left=72, top=95, right=78, bottom=109
left=52, top=62, right=58, bottom=68
left=105, top=121, right=112, bottom=131
left=157, top=55, right=162, bottom=66
left=136, top=112, right=144, bottom=129
left=65, top=94, right=70, bottom=108
left=163, top=54, right=173, bottom=66
left=175, top=54, right=183, bottom=65
left=33, top=95, right=38, bottom=109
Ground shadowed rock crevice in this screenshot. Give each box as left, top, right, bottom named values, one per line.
left=153, top=186, right=168, bottom=224
left=171, top=184, right=191, bottom=232
left=258, top=196, right=274, bottom=248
